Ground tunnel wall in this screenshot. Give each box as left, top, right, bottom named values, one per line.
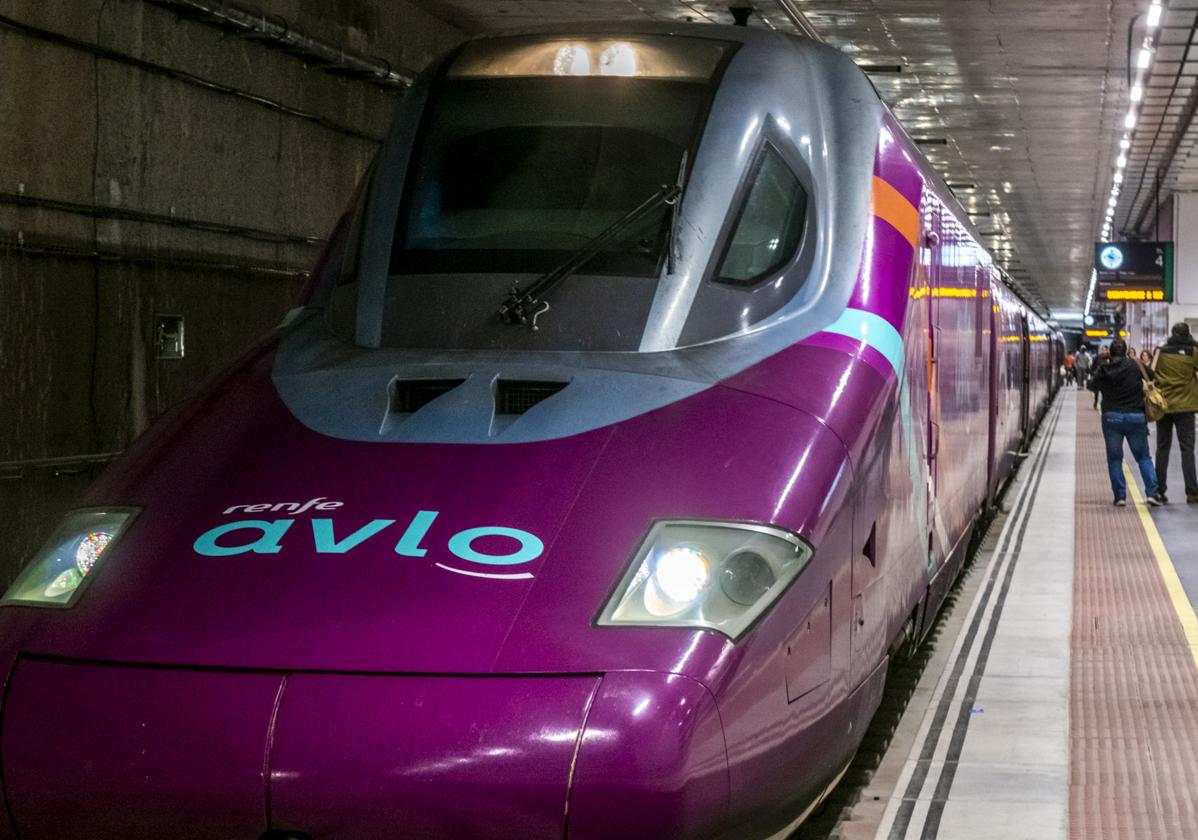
left=0, top=0, right=464, bottom=580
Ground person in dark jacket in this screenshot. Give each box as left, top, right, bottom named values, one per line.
left=1075, top=347, right=1091, bottom=390
left=1091, top=344, right=1111, bottom=409
left=1153, top=323, right=1198, bottom=503
left=1091, top=338, right=1162, bottom=507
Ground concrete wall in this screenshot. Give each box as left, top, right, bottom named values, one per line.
left=0, top=0, right=463, bottom=578
left=1124, top=300, right=1169, bottom=356
left=1171, top=192, right=1198, bottom=328
left=1122, top=192, right=1198, bottom=358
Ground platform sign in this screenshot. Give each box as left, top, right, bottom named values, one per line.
left=1093, top=242, right=1173, bottom=302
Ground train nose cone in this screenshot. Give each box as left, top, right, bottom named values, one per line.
left=22, top=352, right=613, bottom=673
left=1, top=659, right=284, bottom=839
left=1, top=659, right=602, bottom=839
left=566, top=671, right=730, bottom=839
left=266, top=673, right=600, bottom=838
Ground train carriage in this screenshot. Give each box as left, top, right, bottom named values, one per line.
left=0, top=23, right=1060, bottom=839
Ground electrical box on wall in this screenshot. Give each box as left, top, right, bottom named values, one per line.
left=155, top=315, right=185, bottom=359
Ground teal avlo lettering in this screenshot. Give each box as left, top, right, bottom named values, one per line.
left=193, top=519, right=293, bottom=556
left=192, top=511, right=545, bottom=571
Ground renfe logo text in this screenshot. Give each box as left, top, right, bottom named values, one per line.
left=192, top=503, right=544, bottom=580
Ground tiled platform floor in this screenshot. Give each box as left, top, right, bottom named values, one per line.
left=848, top=389, right=1198, bottom=840
left=1071, top=396, right=1198, bottom=840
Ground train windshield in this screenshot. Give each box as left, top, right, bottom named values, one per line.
left=391, top=37, right=730, bottom=277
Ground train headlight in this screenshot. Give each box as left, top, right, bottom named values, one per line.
left=644, top=546, right=711, bottom=617
left=599, top=521, right=811, bottom=641
left=2, top=509, right=137, bottom=608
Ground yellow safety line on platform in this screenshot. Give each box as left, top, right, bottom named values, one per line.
left=1125, top=462, right=1198, bottom=669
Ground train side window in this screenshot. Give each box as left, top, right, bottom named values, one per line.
left=715, top=145, right=808, bottom=286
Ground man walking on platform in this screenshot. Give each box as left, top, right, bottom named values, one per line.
left=1153, top=322, right=1198, bottom=503
left=1091, top=344, right=1111, bottom=409
left=1076, top=346, right=1091, bottom=390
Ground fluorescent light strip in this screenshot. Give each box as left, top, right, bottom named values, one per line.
left=1094, top=4, right=1158, bottom=306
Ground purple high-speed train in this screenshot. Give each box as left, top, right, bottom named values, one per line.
left=0, top=23, right=1062, bottom=840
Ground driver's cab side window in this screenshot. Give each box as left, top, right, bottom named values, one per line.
left=715, top=144, right=808, bottom=286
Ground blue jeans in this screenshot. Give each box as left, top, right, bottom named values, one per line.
left=1102, top=411, right=1159, bottom=501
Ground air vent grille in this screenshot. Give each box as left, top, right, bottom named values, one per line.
left=391, top=379, right=465, bottom=413
left=495, top=380, right=568, bottom=415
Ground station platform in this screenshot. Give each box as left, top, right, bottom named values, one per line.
left=824, top=389, right=1198, bottom=840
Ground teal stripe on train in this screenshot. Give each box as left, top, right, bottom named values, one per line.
left=820, top=308, right=904, bottom=375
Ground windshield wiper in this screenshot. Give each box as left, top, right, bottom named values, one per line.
left=498, top=182, right=681, bottom=330
left=666, top=150, right=688, bottom=276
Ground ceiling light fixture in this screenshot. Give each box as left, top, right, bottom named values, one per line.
left=1131, top=84, right=1144, bottom=102
left=1117, top=154, right=1128, bottom=169
left=1148, top=2, right=1163, bottom=28
left=1137, top=47, right=1153, bottom=69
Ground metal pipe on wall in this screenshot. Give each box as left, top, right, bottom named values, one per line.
left=0, top=232, right=310, bottom=279
left=0, top=13, right=384, bottom=143
left=145, top=0, right=414, bottom=87
left=772, top=0, right=823, bottom=42
left=0, top=453, right=121, bottom=481
left=0, top=192, right=324, bottom=247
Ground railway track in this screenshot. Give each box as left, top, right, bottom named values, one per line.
left=791, top=509, right=1007, bottom=840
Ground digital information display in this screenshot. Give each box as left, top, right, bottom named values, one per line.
left=1093, top=242, right=1173, bottom=302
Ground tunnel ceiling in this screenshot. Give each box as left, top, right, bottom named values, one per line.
left=413, top=0, right=1150, bottom=314
left=1116, top=0, right=1198, bottom=242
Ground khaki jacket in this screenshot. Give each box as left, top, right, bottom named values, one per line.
left=1154, top=340, right=1198, bottom=414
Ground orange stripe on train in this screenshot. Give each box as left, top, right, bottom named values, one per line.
left=871, top=175, right=920, bottom=248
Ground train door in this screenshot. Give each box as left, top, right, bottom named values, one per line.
left=985, top=276, right=1000, bottom=506
left=850, top=454, right=888, bottom=689
left=1019, top=313, right=1031, bottom=446
left=925, top=208, right=944, bottom=573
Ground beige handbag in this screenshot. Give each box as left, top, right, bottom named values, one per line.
left=1139, top=354, right=1168, bottom=422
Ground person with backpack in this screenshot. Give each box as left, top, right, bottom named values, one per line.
left=1152, top=322, right=1198, bottom=503
left=1091, top=338, right=1162, bottom=507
